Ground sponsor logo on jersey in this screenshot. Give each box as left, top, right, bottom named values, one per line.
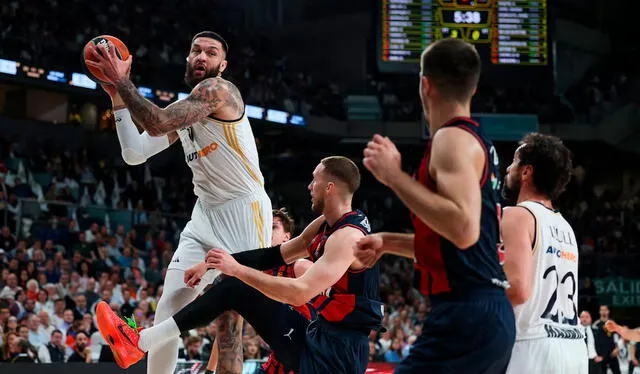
left=186, top=141, right=219, bottom=162
left=545, top=246, right=577, bottom=262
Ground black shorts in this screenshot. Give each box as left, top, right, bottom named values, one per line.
left=395, top=288, right=516, bottom=374
left=209, top=278, right=369, bottom=374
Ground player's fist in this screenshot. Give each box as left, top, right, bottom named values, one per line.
left=206, top=248, right=241, bottom=276
left=184, top=261, right=208, bottom=288
left=354, top=233, right=385, bottom=268
left=363, top=134, right=402, bottom=187
left=604, top=320, right=621, bottom=334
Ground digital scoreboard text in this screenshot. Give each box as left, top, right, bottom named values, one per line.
left=380, top=0, right=549, bottom=71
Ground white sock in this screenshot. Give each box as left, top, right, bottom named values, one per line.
left=138, top=317, right=180, bottom=352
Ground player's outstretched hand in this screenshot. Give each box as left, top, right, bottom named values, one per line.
left=85, top=41, right=132, bottom=85
left=205, top=248, right=241, bottom=276
left=354, top=233, right=385, bottom=268
left=184, top=261, right=208, bottom=288
left=363, top=134, right=402, bottom=187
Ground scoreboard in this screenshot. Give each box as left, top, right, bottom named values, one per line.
left=378, top=0, right=552, bottom=79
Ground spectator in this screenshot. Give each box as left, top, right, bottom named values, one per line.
left=37, top=329, right=65, bottom=363
left=593, top=305, right=621, bottom=374
left=178, top=335, right=203, bottom=361
left=49, top=299, right=66, bottom=330
left=383, top=338, right=404, bottom=363
left=38, top=310, right=56, bottom=340
left=72, top=293, right=89, bottom=320
left=0, top=302, right=10, bottom=328
left=1, top=226, right=16, bottom=251
left=58, top=309, right=74, bottom=336
left=4, top=316, right=18, bottom=334
left=1, top=332, right=20, bottom=362
left=0, top=273, right=20, bottom=299
left=67, top=331, right=91, bottom=363
left=27, top=314, right=48, bottom=348
left=580, top=310, right=599, bottom=374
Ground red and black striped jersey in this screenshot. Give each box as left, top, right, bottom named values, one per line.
left=412, top=117, right=508, bottom=298
left=306, top=210, right=383, bottom=331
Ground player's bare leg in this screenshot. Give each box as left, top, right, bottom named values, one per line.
left=215, top=311, right=244, bottom=374
left=205, top=338, right=219, bottom=373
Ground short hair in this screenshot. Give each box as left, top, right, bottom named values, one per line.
left=420, top=38, right=481, bottom=101
left=51, top=329, right=62, bottom=337
left=273, top=208, right=295, bottom=234
left=191, top=31, right=229, bottom=55
left=517, top=133, right=573, bottom=201
left=320, top=156, right=361, bottom=194
left=185, top=335, right=202, bottom=346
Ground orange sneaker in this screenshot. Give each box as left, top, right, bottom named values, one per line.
left=95, top=301, right=145, bottom=368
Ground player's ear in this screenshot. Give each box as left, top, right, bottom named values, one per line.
left=218, top=59, right=228, bottom=76
left=420, top=76, right=429, bottom=97
left=326, top=181, right=335, bottom=193
left=522, top=165, right=533, bottom=181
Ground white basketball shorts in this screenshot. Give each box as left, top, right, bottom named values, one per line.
left=168, top=190, right=272, bottom=275
left=506, top=337, right=588, bottom=374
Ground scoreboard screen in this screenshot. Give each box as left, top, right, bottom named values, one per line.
left=378, top=0, right=552, bottom=80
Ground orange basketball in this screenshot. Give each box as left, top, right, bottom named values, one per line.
left=81, top=35, right=130, bottom=84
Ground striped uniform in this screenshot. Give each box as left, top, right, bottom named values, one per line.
left=168, top=113, right=272, bottom=274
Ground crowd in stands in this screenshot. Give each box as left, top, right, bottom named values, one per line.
left=368, top=45, right=640, bottom=125
left=1, top=0, right=640, bottom=365
left=2, top=125, right=640, bottom=365
left=4, top=0, right=640, bottom=127
left=0, top=0, right=346, bottom=119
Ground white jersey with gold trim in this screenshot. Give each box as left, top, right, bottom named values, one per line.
left=177, top=113, right=264, bottom=206
left=513, top=200, right=582, bottom=341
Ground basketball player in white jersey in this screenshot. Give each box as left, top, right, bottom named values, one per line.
left=500, top=133, right=587, bottom=374
left=86, top=31, right=272, bottom=374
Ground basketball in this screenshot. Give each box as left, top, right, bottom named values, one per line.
left=81, top=35, right=130, bottom=84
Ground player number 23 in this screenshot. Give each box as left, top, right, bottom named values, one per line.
left=540, top=265, right=578, bottom=326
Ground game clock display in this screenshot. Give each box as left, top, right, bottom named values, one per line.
left=378, top=0, right=551, bottom=80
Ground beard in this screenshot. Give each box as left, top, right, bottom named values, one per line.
left=501, top=175, right=521, bottom=206
left=311, top=196, right=324, bottom=214
left=184, top=63, right=221, bottom=88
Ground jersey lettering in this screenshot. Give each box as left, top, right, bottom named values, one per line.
left=513, top=201, right=581, bottom=341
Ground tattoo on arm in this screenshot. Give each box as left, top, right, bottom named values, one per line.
left=115, top=76, right=243, bottom=137
left=167, top=131, right=180, bottom=145
left=214, top=311, right=244, bottom=374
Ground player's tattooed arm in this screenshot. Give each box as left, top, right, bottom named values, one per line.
left=114, top=76, right=244, bottom=136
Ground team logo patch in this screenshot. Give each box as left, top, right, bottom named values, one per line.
left=360, top=217, right=371, bottom=232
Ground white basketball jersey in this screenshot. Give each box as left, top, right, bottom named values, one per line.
left=513, top=201, right=583, bottom=341
left=176, top=113, right=265, bottom=205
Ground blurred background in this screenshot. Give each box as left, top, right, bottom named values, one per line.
left=0, top=0, right=639, bottom=373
